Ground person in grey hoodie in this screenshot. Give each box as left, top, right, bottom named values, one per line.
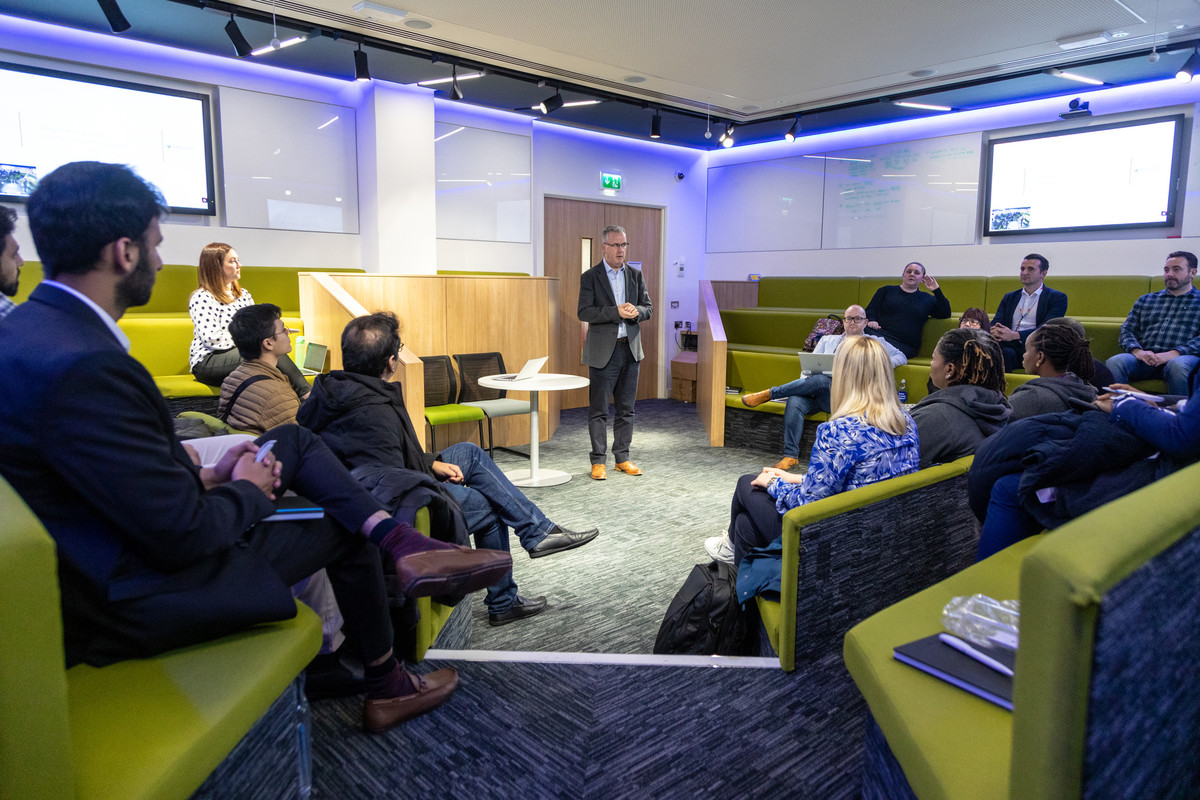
left=1008, top=323, right=1097, bottom=420
left=912, top=328, right=1011, bottom=467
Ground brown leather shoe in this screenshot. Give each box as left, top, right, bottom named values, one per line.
left=395, top=545, right=512, bottom=599
left=614, top=460, right=643, bottom=476
left=742, top=389, right=772, bottom=408
left=363, top=668, right=459, bottom=734
left=590, top=464, right=607, bottom=480
left=772, top=457, right=800, bottom=471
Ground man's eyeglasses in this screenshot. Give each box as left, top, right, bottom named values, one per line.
left=603, top=241, right=630, bottom=248
left=274, top=327, right=298, bottom=339
left=844, top=316, right=867, bottom=323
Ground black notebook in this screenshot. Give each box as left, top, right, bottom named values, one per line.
left=893, top=634, right=1016, bottom=711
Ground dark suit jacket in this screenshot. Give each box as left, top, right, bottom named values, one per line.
left=0, top=284, right=293, bottom=665
left=994, top=285, right=1069, bottom=347
left=577, top=261, right=653, bottom=369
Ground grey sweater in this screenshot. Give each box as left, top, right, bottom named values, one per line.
left=1008, top=374, right=1097, bottom=421
left=911, top=384, right=1011, bottom=468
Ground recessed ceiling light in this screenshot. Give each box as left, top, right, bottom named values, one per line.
left=910, top=68, right=937, bottom=78
left=623, top=75, right=646, bottom=83
left=739, top=104, right=761, bottom=113
left=1109, top=30, right=1130, bottom=39
left=405, top=19, right=432, bottom=29
left=352, top=2, right=406, bottom=23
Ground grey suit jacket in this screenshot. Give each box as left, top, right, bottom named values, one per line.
left=577, top=261, right=653, bottom=368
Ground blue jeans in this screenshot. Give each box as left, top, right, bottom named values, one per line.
left=772, top=374, right=832, bottom=458
left=1106, top=353, right=1199, bottom=397
left=438, top=442, right=554, bottom=613
left=975, top=474, right=1043, bottom=561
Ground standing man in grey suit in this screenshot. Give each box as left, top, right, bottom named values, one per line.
left=578, top=225, right=653, bottom=480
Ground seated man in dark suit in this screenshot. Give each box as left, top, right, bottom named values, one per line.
left=297, top=311, right=600, bottom=626
left=0, top=161, right=510, bottom=734
left=990, top=253, right=1068, bottom=371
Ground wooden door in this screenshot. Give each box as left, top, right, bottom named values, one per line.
left=544, top=197, right=663, bottom=409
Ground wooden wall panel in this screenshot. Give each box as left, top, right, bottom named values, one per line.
left=712, top=280, right=759, bottom=310
left=697, top=281, right=728, bottom=446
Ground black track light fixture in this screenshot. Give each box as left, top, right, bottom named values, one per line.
left=450, top=65, right=464, bottom=101
left=1177, top=48, right=1200, bottom=83
left=784, top=115, right=800, bottom=142
left=354, top=44, right=371, bottom=81
left=538, top=90, right=564, bottom=115
left=650, top=110, right=662, bottom=139
left=718, top=122, right=735, bottom=148
left=97, top=0, right=131, bottom=34
left=225, top=14, right=253, bottom=58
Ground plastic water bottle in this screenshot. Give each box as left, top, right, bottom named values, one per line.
left=897, top=378, right=907, bottom=404
left=942, top=594, right=1020, bottom=649
left=295, top=335, right=307, bottom=365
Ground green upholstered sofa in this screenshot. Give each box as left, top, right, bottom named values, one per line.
left=12, top=262, right=364, bottom=403
left=843, top=459, right=1200, bottom=800
left=720, top=274, right=1165, bottom=439
left=757, top=456, right=978, bottom=672
left=0, top=475, right=322, bottom=800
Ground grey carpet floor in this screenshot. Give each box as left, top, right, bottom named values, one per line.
left=467, top=399, right=775, bottom=653
left=308, top=401, right=873, bottom=800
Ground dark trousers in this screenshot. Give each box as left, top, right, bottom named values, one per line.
left=248, top=425, right=393, bottom=662
left=729, top=474, right=783, bottom=565
left=194, top=349, right=310, bottom=396
left=588, top=339, right=640, bottom=464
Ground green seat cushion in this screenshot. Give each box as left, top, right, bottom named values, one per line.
left=844, top=535, right=1044, bottom=800
left=154, top=376, right=221, bottom=398
left=424, top=404, right=486, bottom=425
left=67, top=604, right=320, bottom=800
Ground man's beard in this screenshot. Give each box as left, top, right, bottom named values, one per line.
left=0, top=270, right=17, bottom=298
left=115, top=245, right=157, bottom=310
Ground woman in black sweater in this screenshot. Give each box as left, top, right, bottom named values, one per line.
left=865, top=261, right=952, bottom=357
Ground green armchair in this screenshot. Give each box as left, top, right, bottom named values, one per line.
left=0, top=475, right=321, bottom=800
left=757, top=456, right=978, bottom=672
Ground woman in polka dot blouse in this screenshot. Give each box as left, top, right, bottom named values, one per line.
left=188, top=242, right=308, bottom=396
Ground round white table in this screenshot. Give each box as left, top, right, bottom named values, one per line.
left=478, top=372, right=589, bottom=487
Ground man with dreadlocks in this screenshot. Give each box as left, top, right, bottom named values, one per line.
left=909, top=328, right=1011, bottom=468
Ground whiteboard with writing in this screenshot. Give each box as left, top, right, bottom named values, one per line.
left=821, top=132, right=982, bottom=248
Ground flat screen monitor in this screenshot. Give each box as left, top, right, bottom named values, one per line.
left=983, top=114, right=1183, bottom=236
left=0, top=61, right=216, bottom=215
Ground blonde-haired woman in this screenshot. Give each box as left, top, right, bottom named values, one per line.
left=188, top=242, right=308, bottom=396
left=708, top=336, right=920, bottom=567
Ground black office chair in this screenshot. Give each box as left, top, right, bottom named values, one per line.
left=453, top=352, right=532, bottom=458
left=420, top=355, right=485, bottom=453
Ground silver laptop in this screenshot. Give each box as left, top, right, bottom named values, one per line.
left=494, top=356, right=548, bottom=381
left=797, top=352, right=836, bottom=376
left=297, top=342, right=328, bottom=376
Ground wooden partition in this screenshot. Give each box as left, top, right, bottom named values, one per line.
left=711, top=280, right=759, bottom=310
left=300, top=273, right=559, bottom=452
left=697, top=280, right=728, bottom=447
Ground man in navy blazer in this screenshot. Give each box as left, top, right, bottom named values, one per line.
left=0, top=162, right=508, bottom=734
left=577, top=225, right=653, bottom=480
left=990, top=253, right=1068, bottom=371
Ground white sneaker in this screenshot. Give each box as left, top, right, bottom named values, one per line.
left=705, top=531, right=735, bottom=564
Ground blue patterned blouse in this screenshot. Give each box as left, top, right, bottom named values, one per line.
left=767, top=412, right=920, bottom=514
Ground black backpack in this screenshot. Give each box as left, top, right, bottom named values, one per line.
left=653, top=561, right=755, bottom=655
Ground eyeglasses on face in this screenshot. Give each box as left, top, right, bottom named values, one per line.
left=603, top=241, right=630, bottom=248
left=844, top=316, right=867, bottom=323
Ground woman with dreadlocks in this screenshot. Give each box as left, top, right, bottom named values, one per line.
left=910, top=328, right=1011, bottom=468
left=1007, top=323, right=1097, bottom=420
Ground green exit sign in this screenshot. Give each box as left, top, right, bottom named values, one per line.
left=600, top=172, right=622, bottom=190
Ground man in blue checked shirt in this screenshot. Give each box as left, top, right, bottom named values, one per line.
left=1106, top=251, right=1200, bottom=397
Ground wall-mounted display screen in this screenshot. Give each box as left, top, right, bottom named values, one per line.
left=0, top=61, right=215, bottom=215
left=984, top=114, right=1183, bottom=236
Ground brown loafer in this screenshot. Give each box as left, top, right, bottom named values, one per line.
left=590, top=464, right=607, bottom=480
left=394, top=545, right=512, bottom=599
left=614, top=460, right=643, bottom=476
left=772, top=457, right=800, bottom=471
left=742, top=389, right=772, bottom=408
left=363, top=667, right=459, bottom=734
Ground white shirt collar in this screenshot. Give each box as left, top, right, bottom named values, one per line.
left=42, top=280, right=131, bottom=352
left=604, top=259, right=624, bottom=275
